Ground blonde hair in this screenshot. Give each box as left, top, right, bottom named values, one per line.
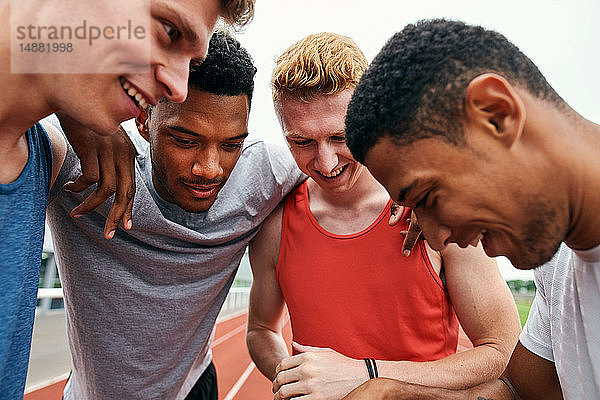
left=220, top=0, right=255, bottom=28
left=272, top=32, right=368, bottom=106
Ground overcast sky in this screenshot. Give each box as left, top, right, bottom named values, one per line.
left=230, top=0, right=599, bottom=280
left=118, top=1, right=598, bottom=280
left=237, top=0, right=599, bottom=145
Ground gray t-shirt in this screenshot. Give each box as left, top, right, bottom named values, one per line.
left=46, top=126, right=303, bottom=400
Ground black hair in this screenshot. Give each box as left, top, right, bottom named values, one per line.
left=345, top=19, right=564, bottom=162
left=189, top=30, right=256, bottom=104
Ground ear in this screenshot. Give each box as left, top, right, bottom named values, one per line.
left=135, top=108, right=151, bottom=142
left=464, top=73, right=526, bottom=148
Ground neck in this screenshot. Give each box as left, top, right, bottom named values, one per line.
left=562, top=118, right=600, bottom=251
left=306, top=168, right=391, bottom=235
left=522, top=93, right=600, bottom=251
left=308, top=167, right=389, bottom=211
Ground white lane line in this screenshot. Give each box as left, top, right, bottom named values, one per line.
left=217, top=310, right=248, bottom=324
left=24, top=372, right=70, bottom=394
left=212, top=324, right=246, bottom=347
left=223, top=362, right=255, bottom=400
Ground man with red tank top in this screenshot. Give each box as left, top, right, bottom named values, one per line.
left=246, top=32, right=522, bottom=400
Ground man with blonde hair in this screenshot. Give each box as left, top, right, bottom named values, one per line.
left=246, top=32, right=521, bottom=400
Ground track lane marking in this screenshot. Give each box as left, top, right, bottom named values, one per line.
left=223, top=362, right=255, bottom=400
left=212, top=324, right=246, bottom=348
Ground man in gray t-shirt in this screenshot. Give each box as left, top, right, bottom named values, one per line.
left=46, top=31, right=304, bottom=400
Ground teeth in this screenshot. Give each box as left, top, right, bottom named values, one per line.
left=120, top=78, right=149, bottom=110
left=321, top=166, right=344, bottom=178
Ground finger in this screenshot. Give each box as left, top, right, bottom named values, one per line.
left=278, top=354, right=304, bottom=372
left=388, top=202, right=403, bottom=226
left=121, top=196, right=134, bottom=231
left=402, top=212, right=422, bottom=257
left=292, top=342, right=330, bottom=353
left=103, top=154, right=136, bottom=238
left=103, top=181, right=134, bottom=239
left=70, top=153, right=117, bottom=224
left=64, top=151, right=100, bottom=193
left=273, top=366, right=304, bottom=393
left=274, top=381, right=309, bottom=400
left=121, top=155, right=136, bottom=231
left=275, top=362, right=282, bottom=376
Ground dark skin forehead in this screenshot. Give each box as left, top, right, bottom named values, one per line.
left=150, top=90, right=250, bottom=140
left=363, top=136, right=423, bottom=204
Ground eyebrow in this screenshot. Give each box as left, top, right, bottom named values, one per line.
left=397, top=180, right=418, bottom=204
left=169, top=125, right=249, bottom=141
left=286, top=129, right=345, bottom=138
left=161, top=4, right=205, bottom=62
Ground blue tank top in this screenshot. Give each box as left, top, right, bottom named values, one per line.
left=0, top=123, right=52, bottom=399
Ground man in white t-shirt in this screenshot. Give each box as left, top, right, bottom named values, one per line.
left=342, top=19, right=600, bottom=399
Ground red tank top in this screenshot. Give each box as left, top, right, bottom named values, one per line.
left=277, top=182, right=459, bottom=361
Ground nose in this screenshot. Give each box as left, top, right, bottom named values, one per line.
left=414, top=210, right=452, bottom=251
left=315, top=142, right=339, bottom=173
left=155, top=58, right=189, bottom=103
left=192, top=148, right=223, bottom=180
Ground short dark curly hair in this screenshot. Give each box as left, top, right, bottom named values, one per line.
left=189, top=29, right=257, bottom=105
left=345, top=19, right=565, bottom=163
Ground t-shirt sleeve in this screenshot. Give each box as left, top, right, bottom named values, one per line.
left=264, top=142, right=306, bottom=196
left=519, top=267, right=555, bottom=362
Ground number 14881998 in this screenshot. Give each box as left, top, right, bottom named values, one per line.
left=19, top=42, right=73, bottom=52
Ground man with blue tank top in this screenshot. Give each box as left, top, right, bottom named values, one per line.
left=0, top=124, right=53, bottom=399
left=0, top=1, right=255, bottom=397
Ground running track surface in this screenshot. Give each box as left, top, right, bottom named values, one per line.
left=24, top=312, right=471, bottom=400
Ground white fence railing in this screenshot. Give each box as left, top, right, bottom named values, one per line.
left=37, top=286, right=251, bottom=315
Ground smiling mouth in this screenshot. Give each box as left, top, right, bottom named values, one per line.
left=120, top=77, right=150, bottom=110
left=317, top=164, right=347, bottom=179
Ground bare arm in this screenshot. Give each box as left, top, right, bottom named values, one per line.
left=273, top=243, right=521, bottom=399
left=246, top=203, right=290, bottom=381
left=373, top=243, right=521, bottom=388
left=55, top=113, right=136, bottom=239
left=342, top=342, right=562, bottom=400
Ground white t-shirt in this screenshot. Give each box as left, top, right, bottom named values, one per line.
left=520, top=243, right=600, bottom=398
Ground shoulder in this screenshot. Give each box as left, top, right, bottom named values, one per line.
left=441, top=242, right=496, bottom=269
left=40, top=116, right=67, bottom=188
left=441, top=243, right=507, bottom=299
left=249, top=202, right=284, bottom=270
left=240, top=139, right=303, bottom=182
left=533, top=243, right=573, bottom=296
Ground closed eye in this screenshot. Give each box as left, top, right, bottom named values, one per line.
left=289, top=138, right=312, bottom=147
left=222, top=141, right=244, bottom=151
left=172, top=135, right=195, bottom=146
left=162, top=21, right=180, bottom=41
left=415, top=192, right=429, bottom=209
